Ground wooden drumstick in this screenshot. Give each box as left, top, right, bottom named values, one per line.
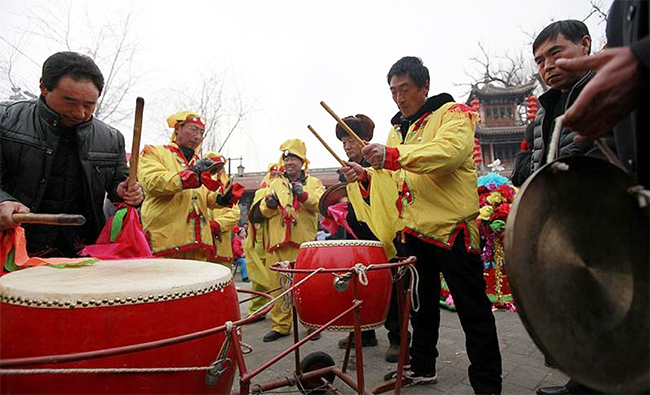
left=128, top=97, right=145, bottom=189
left=12, top=213, right=86, bottom=226
left=307, top=125, right=347, bottom=166
left=320, top=101, right=367, bottom=147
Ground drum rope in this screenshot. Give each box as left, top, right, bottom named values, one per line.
left=549, top=115, right=650, bottom=208
left=277, top=261, right=294, bottom=313
left=394, top=264, right=420, bottom=313
left=352, top=263, right=369, bottom=286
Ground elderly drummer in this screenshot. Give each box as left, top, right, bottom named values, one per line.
left=251, top=139, right=325, bottom=342
left=334, top=114, right=404, bottom=360
left=138, top=111, right=243, bottom=261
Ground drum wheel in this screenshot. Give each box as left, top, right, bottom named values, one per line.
left=298, top=351, right=336, bottom=394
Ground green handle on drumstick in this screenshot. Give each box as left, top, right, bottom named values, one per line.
left=307, top=125, right=347, bottom=166
left=320, top=101, right=367, bottom=147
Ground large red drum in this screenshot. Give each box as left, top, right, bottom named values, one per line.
left=293, top=240, right=392, bottom=331
left=0, top=259, right=240, bottom=394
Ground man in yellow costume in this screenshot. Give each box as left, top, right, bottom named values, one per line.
left=251, top=140, right=325, bottom=342
left=138, top=111, right=243, bottom=260
left=343, top=57, right=502, bottom=393
left=205, top=153, right=242, bottom=266
left=243, top=163, right=284, bottom=324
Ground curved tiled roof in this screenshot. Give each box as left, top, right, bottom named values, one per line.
left=477, top=125, right=527, bottom=135
left=471, top=81, right=537, bottom=98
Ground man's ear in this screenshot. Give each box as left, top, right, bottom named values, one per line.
left=580, top=35, right=592, bottom=55
left=39, top=79, right=47, bottom=97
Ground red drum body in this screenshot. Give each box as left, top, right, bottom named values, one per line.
left=0, top=259, right=240, bottom=394
left=293, top=240, right=392, bottom=331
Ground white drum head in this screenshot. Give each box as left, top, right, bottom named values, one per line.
left=0, top=259, right=232, bottom=309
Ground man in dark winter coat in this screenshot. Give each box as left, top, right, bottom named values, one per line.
left=536, top=2, right=649, bottom=394
left=0, top=51, right=143, bottom=257
left=530, top=20, right=616, bottom=173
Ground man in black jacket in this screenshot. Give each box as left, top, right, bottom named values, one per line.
left=529, top=20, right=611, bottom=173
left=0, top=51, right=143, bottom=257
left=536, top=2, right=649, bottom=394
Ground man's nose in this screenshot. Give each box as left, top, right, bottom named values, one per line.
left=544, top=57, right=556, bottom=72
left=71, top=105, right=86, bottom=120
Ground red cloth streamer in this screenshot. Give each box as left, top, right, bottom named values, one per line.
left=320, top=202, right=357, bottom=239
left=230, top=183, right=245, bottom=204
left=201, top=172, right=222, bottom=191
left=1, top=227, right=96, bottom=274
left=81, top=205, right=153, bottom=259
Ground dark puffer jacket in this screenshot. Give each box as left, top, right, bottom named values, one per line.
left=0, top=97, right=129, bottom=236
left=530, top=71, right=599, bottom=171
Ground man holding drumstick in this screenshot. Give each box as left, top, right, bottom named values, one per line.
left=138, top=111, right=243, bottom=261
left=251, top=139, right=325, bottom=342
left=0, top=51, right=143, bottom=257
left=342, top=56, right=502, bottom=392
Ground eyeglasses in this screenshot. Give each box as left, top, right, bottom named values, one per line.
left=183, top=124, right=205, bottom=136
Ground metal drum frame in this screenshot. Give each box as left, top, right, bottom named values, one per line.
left=0, top=257, right=417, bottom=395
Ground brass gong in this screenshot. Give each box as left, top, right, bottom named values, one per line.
left=505, top=156, right=649, bottom=393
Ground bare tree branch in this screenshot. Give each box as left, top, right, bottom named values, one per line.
left=164, top=69, right=255, bottom=155
left=2, top=0, right=142, bottom=125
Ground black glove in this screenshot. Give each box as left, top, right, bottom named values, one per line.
left=291, top=182, right=303, bottom=196
left=188, top=158, right=214, bottom=177
left=216, top=191, right=232, bottom=207
left=265, top=194, right=279, bottom=209
left=292, top=182, right=308, bottom=202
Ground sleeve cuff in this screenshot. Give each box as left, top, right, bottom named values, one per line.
left=210, top=220, right=221, bottom=234
left=383, top=147, right=401, bottom=170
left=179, top=170, right=200, bottom=189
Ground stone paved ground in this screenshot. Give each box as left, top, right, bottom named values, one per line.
left=231, top=275, right=568, bottom=395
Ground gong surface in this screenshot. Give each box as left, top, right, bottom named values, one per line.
left=505, top=156, right=649, bottom=393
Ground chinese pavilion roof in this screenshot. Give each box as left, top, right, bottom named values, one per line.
left=476, top=125, right=527, bottom=136
left=470, top=80, right=537, bottom=100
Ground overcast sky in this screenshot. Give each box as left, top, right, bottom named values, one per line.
left=0, top=0, right=612, bottom=172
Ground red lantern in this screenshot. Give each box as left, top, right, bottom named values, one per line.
left=470, top=98, right=480, bottom=112
left=526, top=95, right=538, bottom=122
left=473, top=138, right=483, bottom=164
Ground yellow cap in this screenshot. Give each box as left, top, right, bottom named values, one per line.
left=166, top=111, right=203, bottom=128
left=279, top=139, right=308, bottom=162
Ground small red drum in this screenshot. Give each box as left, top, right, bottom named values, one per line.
left=293, top=240, right=392, bottom=331
left=0, top=259, right=240, bottom=394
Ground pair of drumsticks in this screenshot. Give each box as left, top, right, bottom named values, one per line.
left=308, top=101, right=367, bottom=167
left=13, top=100, right=355, bottom=226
